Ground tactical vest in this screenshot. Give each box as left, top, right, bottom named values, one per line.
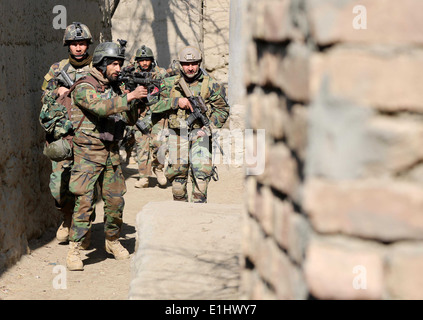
left=61, top=61, right=91, bottom=83
left=69, top=76, right=110, bottom=138
left=42, top=59, right=91, bottom=91
left=39, top=60, right=92, bottom=139
left=168, top=74, right=210, bottom=129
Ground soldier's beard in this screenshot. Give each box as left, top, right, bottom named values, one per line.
left=183, top=69, right=201, bottom=83
left=106, top=73, right=119, bottom=83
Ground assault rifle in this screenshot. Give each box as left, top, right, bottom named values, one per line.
left=178, top=77, right=225, bottom=171
left=120, top=126, right=136, bottom=162
left=56, top=70, right=74, bottom=88
left=118, top=66, right=162, bottom=134
left=178, top=77, right=210, bottom=129
left=117, top=66, right=162, bottom=100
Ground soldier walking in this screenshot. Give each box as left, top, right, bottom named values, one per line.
left=66, top=41, right=148, bottom=271
left=127, top=45, right=169, bottom=188
left=151, top=46, right=229, bottom=203
left=40, top=22, right=94, bottom=246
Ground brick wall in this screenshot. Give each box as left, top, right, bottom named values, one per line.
left=241, top=0, right=423, bottom=299
left=0, top=0, right=111, bottom=271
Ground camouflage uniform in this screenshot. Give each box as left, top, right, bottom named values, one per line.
left=125, top=46, right=169, bottom=185
left=40, top=58, right=92, bottom=229
left=132, top=65, right=169, bottom=180
left=151, top=71, right=229, bottom=202
left=40, top=22, right=94, bottom=242
left=68, top=67, right=139, bottom=243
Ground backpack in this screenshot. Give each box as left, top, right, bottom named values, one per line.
left=41, top=75, right=101, bottom=162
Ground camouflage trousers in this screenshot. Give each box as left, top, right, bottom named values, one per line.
left=68, top=156, right=126, bottom=243
left=135, top=119, right=167, bottom=178
left=165, top=128, right=212, bottom=203
left=134, top=130, right=151, bottom=178
left=49, top=159, right=75, bottom=218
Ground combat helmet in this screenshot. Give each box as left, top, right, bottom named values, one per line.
left=92, top=40, right=127, bottom=70
left=63, top=22, right=93, bottom=46
left=178, top=46, right=203, bottom=79
left=135, top=45, right=154, bottom=60
left=178, top=46, right=202, bottom=63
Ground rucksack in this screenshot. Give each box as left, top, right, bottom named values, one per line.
left=41, top=75, right=101, bottom=161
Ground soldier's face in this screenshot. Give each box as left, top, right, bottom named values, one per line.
left=181, top=61, right=200, bottom=78
left=69, top=40, right=89, bottom=59
left=137, top=59, right=152, bottom=71
left=106, top=60, right=123, bottom=82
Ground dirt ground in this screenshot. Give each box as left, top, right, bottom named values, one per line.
left=0, top=157, right=245, bottom=300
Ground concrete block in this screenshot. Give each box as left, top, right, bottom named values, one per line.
left=129, top=201, right=242, bottom=300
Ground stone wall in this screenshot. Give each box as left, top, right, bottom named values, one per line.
left=111, top=0, right=229, bottom=85
left=0, top=0, right=111, bottom=272
left=241, top=0, right=423, bottom=299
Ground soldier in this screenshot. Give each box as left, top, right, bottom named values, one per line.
left=150, top=46, right=229, bottom=203
left=128, top=45, right=169, bottom=188
left=40, top=22, right=94, bottom=246
left=66, top=41, right=148, bottom=271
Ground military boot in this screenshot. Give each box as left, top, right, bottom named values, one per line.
left=105, top=239, right=130, bottom=260
left=153, top=166, right=167, bottom=186
left=134, top=177, right=149, bottom=188
left=56, top=212, right=72, bottom=243
left=66, top=241, right=84, bottom=271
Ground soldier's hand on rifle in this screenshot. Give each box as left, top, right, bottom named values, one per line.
left=197, top=127, right=207, bottom=137
left=178, top=97, right=194, bottom=112
left=127, top=85, right=148, bottom=102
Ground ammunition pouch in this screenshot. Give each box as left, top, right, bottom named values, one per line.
left=135, top=111, right=153, bottom=134
left=98, top=114, right=126, bottom=142
left=168, top=109, right=188, bottom=129
left=135, top=118, right=151, bottom=134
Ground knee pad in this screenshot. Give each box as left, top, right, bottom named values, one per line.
left=172, top=178, right=187, bottom=196
left=172, top=178, right=187, bottom=201
left=192, top=178, right=208, bottom=203
left=195, top=179, right=208, bottom=193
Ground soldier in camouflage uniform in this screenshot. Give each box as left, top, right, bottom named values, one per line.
left=66, top=41, right=148, bottom=271
left=40, top=22, right=93, bottom=246
left=126, top=45, right=169, bottom=188
left=151, top=46, right=229, bottom=203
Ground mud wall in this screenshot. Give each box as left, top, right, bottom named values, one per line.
left=111, top=0, right=230, bottom=85
left=0, top=0, right=111, bottom=271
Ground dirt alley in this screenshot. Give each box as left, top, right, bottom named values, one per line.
left=0, top=160, right=245, bottom=300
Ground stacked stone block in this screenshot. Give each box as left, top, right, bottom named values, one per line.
left=242, top=0, right=310, bottom=299
left=242, top=0, right=423, bottom=299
